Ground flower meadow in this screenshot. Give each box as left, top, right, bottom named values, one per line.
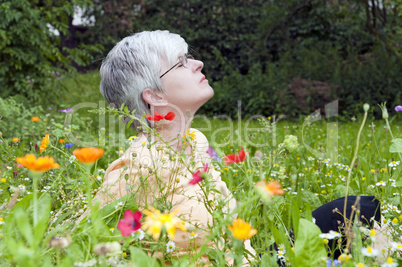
left=0, top=102, right=401, bottom=267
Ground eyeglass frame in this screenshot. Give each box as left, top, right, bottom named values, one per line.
left=159, top=54, right=194, bottom=78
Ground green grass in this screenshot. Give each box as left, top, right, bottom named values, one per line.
left=0, top=72, right=401, bottom=266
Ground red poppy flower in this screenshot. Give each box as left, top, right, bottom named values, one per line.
left=189, top=164, right=209, bottom=185
left=163, top=112, right=175, bottom=121
left=224, top=146, right=247, bottom=165
left=146, top=111, right=164, bottom=121
left=117, top=210, right=142, bottom=237
left=146, top=111, right=175, bottom=121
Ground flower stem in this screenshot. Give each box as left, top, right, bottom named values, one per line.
left=32, top=176, right=38, bottom=226
left=344, top=109, right=367, bottom=250
left=385, top=119, right=402, bottom=161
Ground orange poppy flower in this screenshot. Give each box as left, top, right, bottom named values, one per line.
left=255, top=179, right=285, bottom=202
left=39, top=134, right=49, bottom=154
left=16, top=154, right=60, bottom=173
left=73, top=147, right=105, bottom=164
left=12, top=138, right=19, bottom=143
left=31, top=116, right=40, bottom=122
left=59, top=139, right=65, bottom=143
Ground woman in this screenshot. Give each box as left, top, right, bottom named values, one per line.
left=91, top=30, right=255, bottom=265
left=89, top=30, right=386, bottom=265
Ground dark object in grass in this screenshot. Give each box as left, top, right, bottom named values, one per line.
left=266, top=196, right=381, bottom=266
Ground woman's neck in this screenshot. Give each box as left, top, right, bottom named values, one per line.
left=147, top=114, right=194, bottom=153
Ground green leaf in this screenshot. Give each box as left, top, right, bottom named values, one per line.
left=34, top=193, right=51, bottom=247
left=14, top=208, right=34, bottom=247
left=300, top=191, right=322, bottom=209
left=334, top=185, right=356, bottom=199
left=390, top=138, right=402, bottom=153
left=129, top=247, right=160, bottom=267
left=294, top=219, right=327, bottom=266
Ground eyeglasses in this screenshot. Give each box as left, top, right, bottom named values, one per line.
left=159, top=54, right=194, bottom=78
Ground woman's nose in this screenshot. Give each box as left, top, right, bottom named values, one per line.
left=190, top=59, right=203, bottom=72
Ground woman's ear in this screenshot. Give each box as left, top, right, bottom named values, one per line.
left=142, top=89, right=168, bottom=107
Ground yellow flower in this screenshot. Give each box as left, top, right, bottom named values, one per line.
left=182, top=129, right=196, bottom=145
left=39, top=134, right=49, bottom=154
left=31, top=116, right=40, bottom=122
left=12, top=138, right=19, bottom=143
left=141, top=207, right=186, bottom=240
left=338, top=254, right=351, bottom=262
left=73, top=147, right=104, bottom=164
left=228, top=218, right=257, bottom=240
left=16, top=154, right=60, bottom=173
left=0, top=178, right=6, bottom=183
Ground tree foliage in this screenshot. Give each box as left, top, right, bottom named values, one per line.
left=2, top=0, right=401, bottom=115
left=0, top=0, right=102, bottom=104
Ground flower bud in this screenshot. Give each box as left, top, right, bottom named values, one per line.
left=382, top=108, right=389, bottom=120
left=363, top=103, right=370, bottom=112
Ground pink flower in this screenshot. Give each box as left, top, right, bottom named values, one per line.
left=189, top=164, right=209, bottom=185
left=117, top=210, right=142, bottom=237
left=395, top=105, right=402, bottom=112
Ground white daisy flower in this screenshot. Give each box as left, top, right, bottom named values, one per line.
left=319, top=230, right=341, bottom=240
left=388, top=161, right=400, bottom=168
left=166, top=240, right=176, bottom=253
left=361, top=246, right=378, bottom=257
left=132, top=229, right=145, bottom=241
left=376, top=181, right=386, bottom=186
left=381, top=257, right=398, bottom=267
left=189, top=232, right=198, bottom=239
left=391, top=242, right=402, bottom=251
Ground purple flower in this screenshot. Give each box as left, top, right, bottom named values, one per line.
left=65, top=143, right=73, bottom=148
left=326, top=259, right=340, bottom=267
left=207, top=146, right=221, bottom=162
left=60, top=108, right=71, bottom=113
left=395, top=105, right=402, bottom=112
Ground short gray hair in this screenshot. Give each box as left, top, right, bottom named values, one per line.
left=99, top=30, right=188, bottom=131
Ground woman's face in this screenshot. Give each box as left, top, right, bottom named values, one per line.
left=160, top=55, right=214, bottom=114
